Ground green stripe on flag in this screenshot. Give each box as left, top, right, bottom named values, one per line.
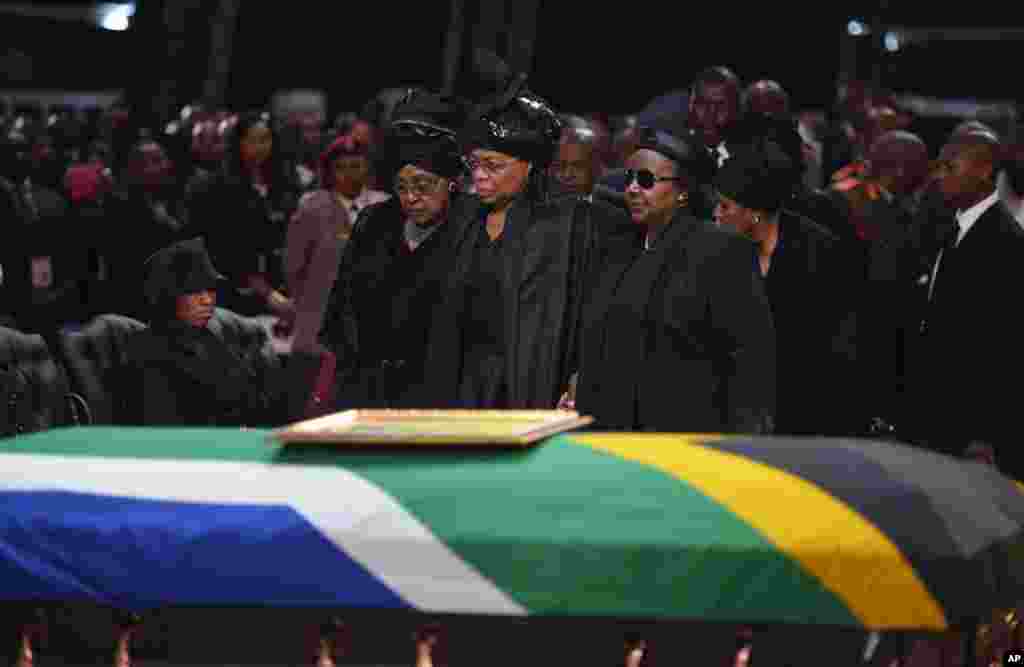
left=4, top=428, right=860, bottom=624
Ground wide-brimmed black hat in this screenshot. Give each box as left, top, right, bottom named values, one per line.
left=142, top=237, right=226, bottom=306
left=459, top=49, right=562, bottom=165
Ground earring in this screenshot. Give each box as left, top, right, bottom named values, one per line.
left=753, top=214, right=761, bottom=225
left=677, top=193, right=689, bottom=205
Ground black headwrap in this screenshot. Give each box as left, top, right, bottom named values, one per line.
left=729, top=111, right=805, bottom=183
left=714, top=141, right=795, bottom=213
left=385, top=89, right=466, bottom=181
left=459, top=49, right=562, bottom=166
left=391, top=139, right=463, bottom=180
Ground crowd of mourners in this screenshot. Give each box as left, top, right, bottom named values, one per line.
left=2, top=53, right=1024, bottom=664
left=4, top=60, right=1023, bottom=472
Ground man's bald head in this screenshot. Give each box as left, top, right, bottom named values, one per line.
left=951, top=120, right=997, bottom=142
left=743, top=80, right=790, bottom=118
left=867, top=130, right=929, bottom=196
left=551, top=116, right=604, bottom=195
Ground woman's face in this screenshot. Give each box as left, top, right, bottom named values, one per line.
left=714, top=193, right=758, bottom=239
left=467, top=149, right=531, bottom=208
left=395, top=164, right=451, bottom=227
left=239, top=123, right=273, bottom=167
left=333, top=154, right=370, bottom=199
left=624, top=149, right=683, bottom=226
left=175, top=290, right=216, bottom=328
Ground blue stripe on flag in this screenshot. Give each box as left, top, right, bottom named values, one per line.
left=0, top=491, right=412, bottom=611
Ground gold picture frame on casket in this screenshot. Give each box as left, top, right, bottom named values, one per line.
left=269, top=409, right=594, bottom=448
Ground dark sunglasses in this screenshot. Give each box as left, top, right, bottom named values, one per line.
left=624, top=168, right=680, bottom=189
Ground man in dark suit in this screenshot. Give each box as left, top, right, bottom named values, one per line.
left=903, top=129, right=1024, bottom=476
left=687, top=66, right=743, bottom=169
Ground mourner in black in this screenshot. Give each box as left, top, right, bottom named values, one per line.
left=901, top=130, right=1024, bottom=475
left=320, top=90, right=468, bottom=408
left=123, top=238, right=290, bottom=427
left=714, top=136, right=855, bottom=435
left=187, top=112, right=300, bottom=318
left=420, top=50, right=633, bottom=409
left=575, top=124, right=776, bottom=433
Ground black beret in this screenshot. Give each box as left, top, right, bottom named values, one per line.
left=632, top=123, right=714, bottom=185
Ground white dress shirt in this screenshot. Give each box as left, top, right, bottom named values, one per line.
left=998, top=171, right=1024, bottom=227
left=715, top=142, right=730, bottom=168
left=928, top=189, right=1000, bottom=300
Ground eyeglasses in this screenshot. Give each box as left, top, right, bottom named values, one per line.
left=395, top=177, right=444, bottom=197
left=463, top=156, right=514, bottom=176
left=624, top=168, right=680, bottom=189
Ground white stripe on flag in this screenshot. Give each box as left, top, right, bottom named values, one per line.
left=0, top=453, right=526, bottom=616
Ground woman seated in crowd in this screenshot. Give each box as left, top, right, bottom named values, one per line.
left=573, top=123, right=776, bottom=433
left=123, top=237, right=292, bottom=427
left=187, top=112, right=301, bottom=319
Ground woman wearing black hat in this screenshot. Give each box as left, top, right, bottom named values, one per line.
left=319, top=90, right=469, bottom=409
left=420, top=52, right=632, bottom=409
left=186, top=111, right=301, bottom=319
left=714, top=140, right=854, bottom=435
left=573, top=125, right=776, bottom=433
left=122, top=238, right=291, bottom=426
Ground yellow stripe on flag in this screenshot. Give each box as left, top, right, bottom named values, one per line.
left=571, top=433, right=948, bottom=631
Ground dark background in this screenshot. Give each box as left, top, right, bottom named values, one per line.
left=2, top=1, right=1023, bottom=117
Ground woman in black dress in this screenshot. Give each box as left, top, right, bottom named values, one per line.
left=574, top=125, right=776, bottom=433
left=319, top=90, right=468, bottom=408
left=713, top=137, right=856, bottom=435
left=420, top=51, right=633, bottom=409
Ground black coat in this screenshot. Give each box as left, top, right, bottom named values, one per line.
left=122, top=308, right=289, bottom=427
left=576, top=212, right=776, bottom=433
left=320, top=197, right=458, bottom=408
left=903, top=200, right=1024, bottom=473
left=858, top=200, right=937, bottom=428
left=420, top=193, right=636, bottom=409
left=764, top=211, right=857, bottom=435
